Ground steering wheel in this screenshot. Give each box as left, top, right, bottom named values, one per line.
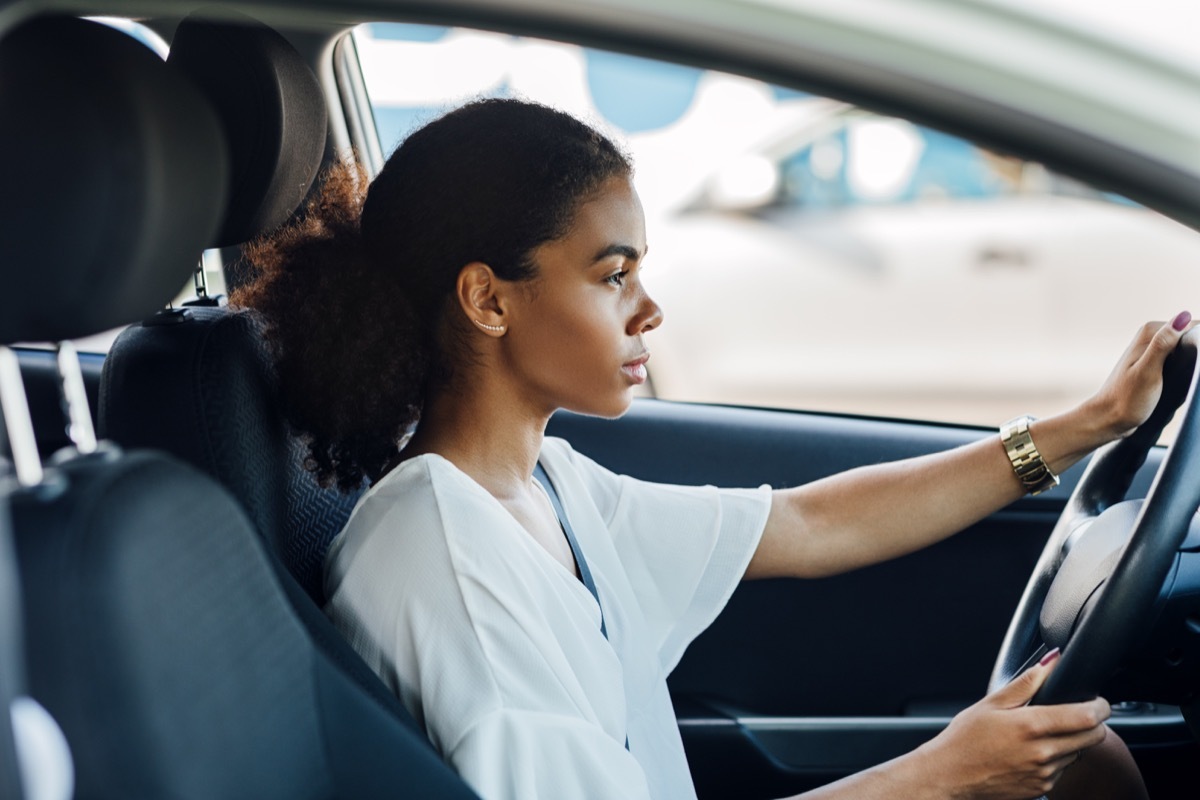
left=990, top=328, right=1200, bottom=705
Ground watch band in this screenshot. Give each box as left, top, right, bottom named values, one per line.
left=1000, top=416, right=1059, bottom=495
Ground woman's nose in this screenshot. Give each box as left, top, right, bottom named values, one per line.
left=630, top=289, right=664, bottom=335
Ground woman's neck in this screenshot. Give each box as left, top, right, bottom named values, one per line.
left=400, top=376, right=549, bottom=502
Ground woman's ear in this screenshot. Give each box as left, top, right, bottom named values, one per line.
left=455, top=262, right=507, bottom=336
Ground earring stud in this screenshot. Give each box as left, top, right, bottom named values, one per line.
left=472, top=318, right=505, bottom=333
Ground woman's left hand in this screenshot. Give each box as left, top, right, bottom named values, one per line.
left=1084, top=311, right=1194, bottom=441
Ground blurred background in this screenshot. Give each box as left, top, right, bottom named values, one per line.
left=353, top=14, right=1200, bottom=435
left=79, top=6, right=1200, bottom=440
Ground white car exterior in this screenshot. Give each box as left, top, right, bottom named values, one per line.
left=643, top=102, right=1200, bottom=423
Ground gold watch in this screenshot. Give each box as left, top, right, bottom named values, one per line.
left=1000, top=416, right=1059, bottom=496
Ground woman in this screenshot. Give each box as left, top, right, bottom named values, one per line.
left=235, top=98, right=1170, bottom=799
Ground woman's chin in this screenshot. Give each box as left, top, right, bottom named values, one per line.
left=562, top=391, right=635, bottom=420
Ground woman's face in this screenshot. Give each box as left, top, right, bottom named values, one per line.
left=502, top=175, right=663, bottom=418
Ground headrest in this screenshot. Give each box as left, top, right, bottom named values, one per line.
left=168, top=12, right=328, bottom=247
left=0, top=16, right=229, bottom=344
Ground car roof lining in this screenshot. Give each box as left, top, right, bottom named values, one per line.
left=8, top=0, right=1200, bottom=233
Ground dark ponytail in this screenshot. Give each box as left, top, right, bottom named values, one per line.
left=233, top=99, right=631, bottom=491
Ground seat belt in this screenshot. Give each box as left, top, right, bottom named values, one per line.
left=532, top=462, right=608, bottom=639
left=533, top=462, right=631, bottom=752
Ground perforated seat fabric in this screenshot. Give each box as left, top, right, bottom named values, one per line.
left=12, top=452, right=474, bottom=799
left=100, top=305, right=362, bottom=605
left=98, top=307, right=408, bottom=721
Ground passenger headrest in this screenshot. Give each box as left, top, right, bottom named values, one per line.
left=168, top=12, right=328, bottom=247
left=0, top=16, right=229, bottom=345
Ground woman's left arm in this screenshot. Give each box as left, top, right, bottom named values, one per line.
left=746, top=316, right=1192, bottom=580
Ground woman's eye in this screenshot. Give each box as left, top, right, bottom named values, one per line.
left=605, top=270, right=628, bottom=287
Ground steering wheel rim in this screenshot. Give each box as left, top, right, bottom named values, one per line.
left=989, top=329, right=1200, bottom=704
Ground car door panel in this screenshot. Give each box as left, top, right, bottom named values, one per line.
left=548, top=399, right=1189, bottom=798
left=548, top=399, right=1081, bottom=716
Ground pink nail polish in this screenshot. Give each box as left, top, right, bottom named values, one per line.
left=1039, top=647, right=1061, bottom=666
left=1172, top=310, right=1191, bottom=331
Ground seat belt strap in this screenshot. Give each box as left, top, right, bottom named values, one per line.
left=532, top=462, right=607, bottom=639
left=533, top=461, right=631, bottom=752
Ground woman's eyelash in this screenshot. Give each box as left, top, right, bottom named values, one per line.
left=605, top=270, right=628, bottom=286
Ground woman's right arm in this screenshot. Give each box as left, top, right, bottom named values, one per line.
left=789, top=650, right=1109, bottom=800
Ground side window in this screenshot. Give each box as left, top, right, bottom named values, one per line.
left=353, top=23, right=1200, bottom=439
left=780, top=128, right=851, bottom=210
left=777, top=112, right=1108, bottom=211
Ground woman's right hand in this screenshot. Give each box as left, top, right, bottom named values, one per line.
left=913, top=649, right=1110, bottom=799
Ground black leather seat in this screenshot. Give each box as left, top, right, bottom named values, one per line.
left=100, top=12, right=361, bottom=607
left=98, top=13, right=407, bottom=722
left=1, top=15, right=476, bottom=799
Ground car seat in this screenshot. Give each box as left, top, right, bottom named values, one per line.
left=1, top=14, right=476, bottom=799
left=0, top=349, right=76, bottom=800
left=97, top=11, right=421, bottom=724
left=99, top=11, right=361, bottom=607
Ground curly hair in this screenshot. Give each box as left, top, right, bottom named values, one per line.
left=232, top=99, right=631, bottom=491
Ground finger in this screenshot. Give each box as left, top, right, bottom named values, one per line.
left=1043, top=722, right=1110, bottom=757
left=1040, top=762, right=1076, bottom=796
left=1110, top=320, right=1163, bottom=374
left=1043, top=751, right=1082, bottom=774
left=1034, top=751, right=1081, bottom=792
left=1127, top=320, right=1163, bottom=358
left=987, top=648, right=1060, bottom=709
left=1024, top=697, right=1111, bottom=737
left=1132, top=311, right=1190, bottom=374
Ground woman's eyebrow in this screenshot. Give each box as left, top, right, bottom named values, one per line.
left=591, top=243, right=647, bottom=263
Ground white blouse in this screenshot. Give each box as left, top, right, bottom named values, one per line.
left=324, top=437, right=771, bottom=800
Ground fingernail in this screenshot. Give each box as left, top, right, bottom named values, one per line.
left=1039, top=647, right=1061, bottom=666
left=1173, top=310, right=1191, bottom=331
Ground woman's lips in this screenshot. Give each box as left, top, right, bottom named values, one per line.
left=622, top=353, right=650, bottom=384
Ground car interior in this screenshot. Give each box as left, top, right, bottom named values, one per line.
left=2, top=3, right=1199, bottom=800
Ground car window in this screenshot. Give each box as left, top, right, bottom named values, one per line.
left=29, top=249, right=226, bottom=355
left=353, top=22, right=1200, bottom=441
left=88, top=16, right=169, bottom=57
left=777, top=113, right=1117, bottom=211
left=62, top=249, right=228, bottom=354
left=781, top=119, right=1007, bottom=208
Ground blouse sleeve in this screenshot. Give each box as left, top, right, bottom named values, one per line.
left=450, top=707, right=652, bottom=800
left=556, top=441, right=772, bottom=673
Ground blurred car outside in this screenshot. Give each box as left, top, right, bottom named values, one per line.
left=640, top=100, right=1200, bottom=425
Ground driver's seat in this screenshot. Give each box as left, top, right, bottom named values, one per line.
left=99, top=10, right=362, bottom=608
left=2, top=15, right=475, bottom=798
